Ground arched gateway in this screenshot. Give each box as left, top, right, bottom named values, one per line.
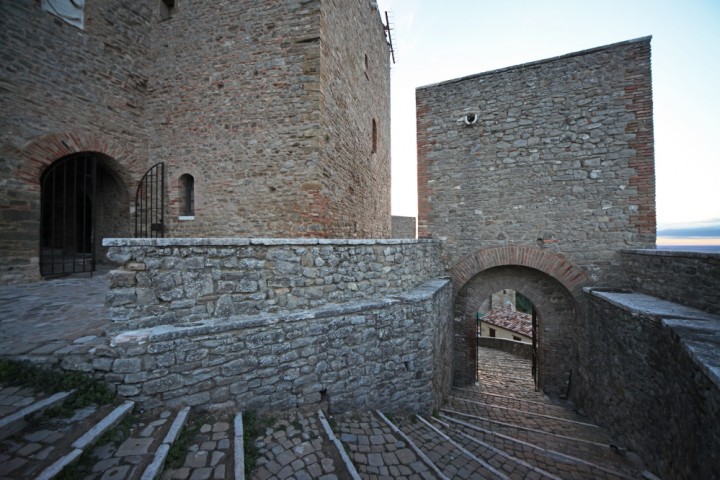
left=450, top=246, right=590, bottom=396
left=40, top=152, right=130, bottom=276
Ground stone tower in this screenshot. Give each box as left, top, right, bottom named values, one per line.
left=0, top=0, right=392, bottom=284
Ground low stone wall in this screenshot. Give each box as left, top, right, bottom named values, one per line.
left=621, top=249, right=720, bottom=315
left=575, top=289, right=720, bottom=480
left=477, top=337, right=532, bottom=360
left=62, top=279, right=453, bottom=413
left=103, top=238, right=442, bottom=331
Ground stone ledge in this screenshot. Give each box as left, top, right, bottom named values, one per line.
left=112, top=278, right=451, bottom=345
left=585, top=288, right=720, bottom=388
left=102, top=237, right=439, bottom=248
left=621, top=248, right=720, bottom=259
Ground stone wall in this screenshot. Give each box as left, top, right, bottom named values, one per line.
left=416, top=37, right=655, bottom=284
left=477, top=338, right=532, bottom=360
left=151, top=0, right=391, bottom=239
left=620, top=249, right=720, bottom=315
left=0, top=0, right=151, bottom=284
left=0, top=0, right=392, bottom=284
left=318, top=0, right=392, bottom=238
left=391, top=216, right=417, bottom=239
left=576, top=290, right=720, bottom=480
left=62, top=278, right=453, bottom=413
left=104, top=238, right=443, bottom=331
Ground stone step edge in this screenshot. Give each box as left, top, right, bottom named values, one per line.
left=0, top=390, right=75, bottom=441
left=442, top=408, right=611, bottom=449
left=415, top=414, right=510, bottom=480
left=374, top=410, right=451, bottom=480
left=449, top=396, right=600, bottom=428
left=317, top=409, right=361, bottom=480
left=429, top=415, right=563, bottom=480
left=36, top=400, right=136, bottom=480
left=139, top=406, right=192, bottom=480
left=441, top=412, right=635, bottom=480
left=234, top=411, right=244, bottom=480
left=453, top=387, right=571, bottom=413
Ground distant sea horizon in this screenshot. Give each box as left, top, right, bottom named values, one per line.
left=655, top=244, right=720, bottom=253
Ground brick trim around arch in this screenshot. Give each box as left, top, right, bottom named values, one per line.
left=450, top=246, right=591, bottom=298
left=14, top=132, right=141, bottom=190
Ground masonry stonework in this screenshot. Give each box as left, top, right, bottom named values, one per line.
left=0, top=0, right=391, bottom=284
left=416, top=37, right=655, bottom=282
left=103, top=238, right=443, bottom=331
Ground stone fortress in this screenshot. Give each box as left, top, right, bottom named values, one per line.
left=0, top=2, right=718, bottom=479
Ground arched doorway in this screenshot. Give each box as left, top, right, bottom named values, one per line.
left=40, top=152, right=129, bottom=276
left=450, top=246, right=590, bottom=397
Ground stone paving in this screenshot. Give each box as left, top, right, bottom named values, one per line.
left=161, top=412, right=234, bottom=480
left=0, top=399, right=106, bottom=479
left=0, top=270, right=110, bottom=359
left=333, top=411, right=434, bottom=480
left=250, top=408, right=351, bottom=480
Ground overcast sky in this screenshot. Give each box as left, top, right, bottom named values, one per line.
left=376, top=0, right=720, bottom=231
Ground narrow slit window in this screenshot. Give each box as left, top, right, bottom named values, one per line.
left=179, top=174, right=194, bottom=216
left=372, top=119, right=378, bottom=154
left=159, top=0, right=176, bottom=20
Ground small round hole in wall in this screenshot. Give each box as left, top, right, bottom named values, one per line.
left=464, top=113, right=478, bottom=125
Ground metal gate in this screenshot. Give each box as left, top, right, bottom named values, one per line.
left=134, top=163, right=165, bottom=238
left=40, top=153, right=97, bottom=276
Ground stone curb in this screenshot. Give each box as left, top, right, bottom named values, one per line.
left=374, top=410, right=450, bottom=480
left=73, top=400, right=136, bottom=449
left=317, top=410, right=361, bottom=480
left=140, top=406, right=191, bottom=480
left=102, top=237, right=438, bottom=247
left=36, top=448, right=83, bottom=480
left=234, top=412, right=244, bottom=480
left=0, top=390, right=74, bottom=440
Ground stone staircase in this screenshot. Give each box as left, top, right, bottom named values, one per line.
left=0, top=348, right=656, bottom=479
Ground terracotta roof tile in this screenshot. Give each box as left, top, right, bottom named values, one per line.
left=482, top=308, right=532, bottom=337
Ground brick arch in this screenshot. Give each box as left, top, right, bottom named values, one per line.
left=450, top=246, right=589, bottom=396
left=450, top=245, right=591, bottom=300
left=14, top=131, right=142, bottom=191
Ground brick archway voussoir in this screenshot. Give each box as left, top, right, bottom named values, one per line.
left=14, top=132, right=140, bottom=189
left=451, top=246, right=590, bottom=298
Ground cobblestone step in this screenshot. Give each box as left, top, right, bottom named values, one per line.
left=390, top=414, right=509, bottom=479
left=0, top=399, right=134, bottom=480
left=439, top=412, right=639, bottom=480
left=445, top=395, right=608, bottom=442
left=332, top=410, right=436, bottom=479
left=440, top=407, right=633, bottom=472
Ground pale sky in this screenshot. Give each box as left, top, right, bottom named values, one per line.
left=377, top=0, right=720, bottom=230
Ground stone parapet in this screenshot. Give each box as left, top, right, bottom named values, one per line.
left=62, top=278, right=454, bottom=413
left=102, top=238, right=443, bottom=331
left=620, top=249, right=720, bottom=315
left=576, top=289, right=720, bottom=480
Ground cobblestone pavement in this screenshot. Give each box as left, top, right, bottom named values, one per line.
left=161, top=411, right=234, bottom=480
left=250, top=408, right=351, bottom=480
left=0, top=270, right=110, bottom=358
left=332, top=411, right=433, bottom=480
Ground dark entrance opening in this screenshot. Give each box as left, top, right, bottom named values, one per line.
left=40, top=152, right=129, bottom=277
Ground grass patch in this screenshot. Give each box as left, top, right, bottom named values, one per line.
left=243, top=410, right=275, bottom=476
left=166, top=416, right=202, bottom=469
left=0, top=358, right=115, bottom=415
